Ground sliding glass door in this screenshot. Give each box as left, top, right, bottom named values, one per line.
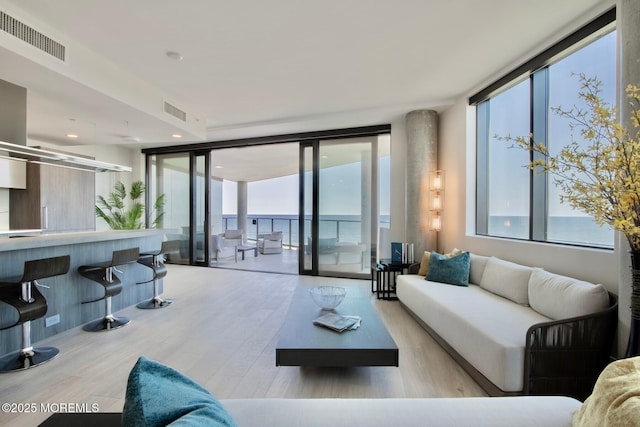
left=147, top=151, right=210, bottom=265
left=300, top=135, right=389, bottom=279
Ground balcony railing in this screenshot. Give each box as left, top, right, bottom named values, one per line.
left=222, top=215, right=390, bottom=248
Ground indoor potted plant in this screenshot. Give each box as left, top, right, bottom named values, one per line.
left=95, top=180, right=165, bottom=230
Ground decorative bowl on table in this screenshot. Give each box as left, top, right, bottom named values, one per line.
left=309, top=286, right=347, bottom=310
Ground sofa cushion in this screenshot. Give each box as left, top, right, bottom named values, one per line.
left=418, top=248, right=462, bottom=276
left=469, top=253, right=490, bottom=285
left=123, top=356, right=237, bottom=427
left=426, top=251, right=471, bottom=286
left=528, top=268, right=609, bottom=320
left=573, top=357, right=640, bottom=427
left=479, top=257, right=532, bottom=305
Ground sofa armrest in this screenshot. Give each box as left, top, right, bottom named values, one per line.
left=523, top=292, right=617, bottom=400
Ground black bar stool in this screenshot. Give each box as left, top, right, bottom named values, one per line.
left=78, top=247, right=139, bottom=332
left=136, top=240, right=180, bottom=309
left=0, top=255, right=70, bottom=372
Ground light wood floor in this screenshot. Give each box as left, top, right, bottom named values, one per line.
left=1, top=265, right=486, bottom=426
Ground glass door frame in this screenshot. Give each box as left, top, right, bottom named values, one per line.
left=299, top=141, right=319, bottom=275
left=190, top=150, right=211, bottom=266
left=299, top=137, right=380, bottom=279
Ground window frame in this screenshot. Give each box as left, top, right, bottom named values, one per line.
left=471, top=8, right=616, bottom=249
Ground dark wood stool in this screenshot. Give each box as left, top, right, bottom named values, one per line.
left=0, top=255, right=70, bottom=372
left=136, top=240, right=180, bottom=309
left=78, top=247, right=139, bottom=332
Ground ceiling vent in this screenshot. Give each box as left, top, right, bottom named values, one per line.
left=163, top=100, right=187, bottom=122
left=0, top=11, right=66, bottom=61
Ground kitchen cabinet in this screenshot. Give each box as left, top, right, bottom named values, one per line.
left=10, top=162, right=95, bottom=232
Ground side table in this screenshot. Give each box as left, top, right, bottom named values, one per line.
left=373, top=259, right=413, bottom=300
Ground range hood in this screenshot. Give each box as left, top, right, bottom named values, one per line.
left=0, top=141, right=132, bottom=172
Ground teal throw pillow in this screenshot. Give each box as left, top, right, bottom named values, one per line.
left=123, top=356, right=238, bottom=427
left=425, top=251, right=471, bottom=286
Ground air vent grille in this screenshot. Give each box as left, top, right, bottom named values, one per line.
left=0, top=11, right=66, bottom=61
left=163, top=101, right=187, bottom=122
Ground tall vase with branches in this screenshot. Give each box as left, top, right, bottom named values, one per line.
left=501, top=73, right=640, bottom=357
left=95, top=181, right=165, bottom=230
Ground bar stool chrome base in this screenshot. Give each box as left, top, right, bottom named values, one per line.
left=136, top=241, right=179, bottom=311
left=0, top=346, right=59, bottom=372
left=137, top=296, right=173, bottom=309
left=83, top=315, right=130, bottom=332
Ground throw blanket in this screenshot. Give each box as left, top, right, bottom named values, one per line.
left=573, top=356, right=640, bottom=426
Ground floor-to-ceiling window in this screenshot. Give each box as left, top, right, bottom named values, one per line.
left=300, top=133, right=390, bottom=279
left=147, top=153, right=192, bottom=264
left=144, top=125, right=391, bottom=279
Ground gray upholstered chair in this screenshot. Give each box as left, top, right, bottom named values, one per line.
left=257, top=231, right=283, bottom=254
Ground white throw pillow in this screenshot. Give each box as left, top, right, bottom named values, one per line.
left=479, top=257, right=532, bottom=305
left=528, top=268, right=609, bottom=320
left=469, top=253, right=490, bottom=285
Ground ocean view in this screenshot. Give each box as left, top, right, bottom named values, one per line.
left=488, top=216, right=614, bottom=248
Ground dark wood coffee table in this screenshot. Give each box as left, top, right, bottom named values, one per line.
left=276, top=285, right=399, bottom=367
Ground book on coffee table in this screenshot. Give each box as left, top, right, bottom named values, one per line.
left=313, top=312, right=360, bottom=332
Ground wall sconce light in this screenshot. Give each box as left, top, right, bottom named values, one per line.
left=429, top=170, right=444, bottom=232
left=430, top=170, right=444, bottom=191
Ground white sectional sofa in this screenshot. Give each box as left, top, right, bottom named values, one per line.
left=396, top=251, right=618, bottom=400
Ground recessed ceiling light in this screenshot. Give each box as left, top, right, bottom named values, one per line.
left=215, top=165, right=224, bottom=169
left=166, top=51, right=183, bottom=61
left=171, top=133, right=183, bottom=139
left=66, top=133, right=79, bottom=139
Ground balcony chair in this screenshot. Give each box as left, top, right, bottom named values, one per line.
left=78, top=247, right=139, bottom=332
left=220, top=229, right=244, bottom=245
left=257, top=231, right=283, bottom=254
left=0, top=255, right=70, bottom=372
left=211, top=234, right=238, bottom=263
left=136, top=240, right=180, bottom=309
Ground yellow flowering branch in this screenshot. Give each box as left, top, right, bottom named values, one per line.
left=499, top=74, right=640, bottom=251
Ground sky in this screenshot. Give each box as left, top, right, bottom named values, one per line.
left=223, top=155, right=391, bottom=217
left=488, top=30, right=616, bottom=217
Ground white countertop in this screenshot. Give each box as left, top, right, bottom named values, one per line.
left=0, top=229, right=166, bottom=252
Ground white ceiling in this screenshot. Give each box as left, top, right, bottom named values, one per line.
left=0, top=0, right=611, bottom=153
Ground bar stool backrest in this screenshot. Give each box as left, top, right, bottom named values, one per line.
left=160, top=240, right=181, bottom=255
left=111, top=248, right=140, bottom=266
left=21, top=255, right=71, bottom=282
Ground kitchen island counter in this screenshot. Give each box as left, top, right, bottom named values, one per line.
left=0, top=229, right=166, bottom=356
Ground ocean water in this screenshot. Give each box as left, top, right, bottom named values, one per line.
left=488, top=216, right=614, bottom=247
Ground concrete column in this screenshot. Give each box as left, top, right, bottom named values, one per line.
left=617, top=0, right=640, bottom=357
left=406, top=110, right=438, bottom=259
left=237, top=181, right=248, bottom=243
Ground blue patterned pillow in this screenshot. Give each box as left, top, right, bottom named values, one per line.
left=123, top=356, right=238, bottom=427
left=425, top=251, right=471, bottom=286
